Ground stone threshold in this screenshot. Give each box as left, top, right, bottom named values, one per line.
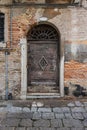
left=27, top=93, right=60, bottom=99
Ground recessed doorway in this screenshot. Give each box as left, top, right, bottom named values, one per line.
left=27, top=23, right=60, bottom=94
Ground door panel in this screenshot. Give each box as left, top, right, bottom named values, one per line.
left=27, top=41, right=59, bottom=93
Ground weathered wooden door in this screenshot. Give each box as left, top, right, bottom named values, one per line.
left=27, top=24, right=59, bottom=93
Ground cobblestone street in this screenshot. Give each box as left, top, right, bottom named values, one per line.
left=0, top=99, right=87, bottom=130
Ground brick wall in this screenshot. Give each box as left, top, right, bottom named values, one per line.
left=0, top=3, right=87, bottom=98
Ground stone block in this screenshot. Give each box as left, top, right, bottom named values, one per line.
left=40, top=128, right=56, bottom=130
left=42, top=112, right=55, bottom=119
left=2, top=118, right=20, bottom=127
left=71, top=107, right=86, bottom=113
left=82, top=112, right=87, bottom=119
left=61, top=107, right=70, bottom=113
left=82, top=119, right=87, bottom=127
left=84, top=102, right=87, bottom=107
left=55, top=113, right=65, bottom=119
left=33, top=119, right=50, bottom=127
left=38, top=108, right=51, bottom=112
left=72, top=112, right=84, bottom=120
left=71, top=128, right=84, bottom=130
left=32, top=112, right=41, bottom=120
left=75, top=101, right=83, bottom=107
left=15, top=128, right=26, bottom=130
left=63, top=119, right=83, bottom=128
left=20, top=119, right=32, bottom=127
left=51, top=119, right=63, bottom=127
left=27, top=128, right=39, bottom=130
left=0, top=127, right=15, bottom=130
left=23, top=107, right=30, bottom=112
left=31, top=107, right=37, bottom=112
left=8, top=107, right=22, bottom=113
left=7, top=112, right=33, bottom=119
left=53, top=108, right=62, bottom=113
left=56, top=128, right=70, bottom=130
left=65, top=113, right=73, bottom=119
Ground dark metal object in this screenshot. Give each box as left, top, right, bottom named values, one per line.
left=73, top=84, right=87, bottom=97
left=28, top=24, right=59, bottom=41
left=64, top=87, right=69, bottom=95
left=8, top=93, right=13, bottom=100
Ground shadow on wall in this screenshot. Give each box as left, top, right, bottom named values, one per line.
left=64, top=83, right=87, bottom=97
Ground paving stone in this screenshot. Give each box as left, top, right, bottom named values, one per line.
left=8, top=107, right=22, bottom=113
left=0, top=108, right=8, bottom=113
left=2, top=118, right=20, bottom=127
left=82, top=119, right=87, bottom=126
left=85, top=128, right=87, bottom=130
left=82, top=112, right=87, bottom=119
left=83, top=102, right=87, bottom=106
left=61, top=107, right=70, bottom=113
left=53, top=107, right=62, bottom=113
left=67, top=103, right=75, bottom=107
left=0, top=127, right=15, bottom=130
left=71, top=107, right=86, bottom=113
left=20, top=119, right=32, bottom=127
left=51, top=119, right=63, bottom=127
left=23, top=107, right=30, bottom=112
left=27, top=128, right=39, bottom=130
left=32, top=112, right=41, bottom=120
left=85, top=107, right=87, bottom=112
left=7, top=112, right=33, bottom=119
left=63, top=119, right=83, bottom=127
left=55, top=113, right=65, bottom=119
left=31, top=107, right=37, bottom=112
left=64, top=113, right=73, bottom=119
left=0, top=113, right=7, bottom=121
left=72, top=112, right=84, bottom=120
left=42, top=112, right=55, bottom=119
left=38, top=108, right=51, bottom=112
left=71, top=128, right=84, bottom=130
left=33, top=119, right=50, bottom=127
left=56, top=128, right=70, bottom=130
left=75, top=101, right=83, bottom=107
left=15, top=128, right=26, bottom=130
left=40, top=128, right=56, bottom=130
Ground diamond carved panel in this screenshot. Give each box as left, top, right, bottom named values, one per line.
left=39, top=56, right=48, bottom=71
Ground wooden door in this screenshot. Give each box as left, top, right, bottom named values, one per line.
left=27, top=24, right=59, bottom=93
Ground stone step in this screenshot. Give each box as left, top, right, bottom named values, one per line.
left=27, top=85, right=59, bottom=93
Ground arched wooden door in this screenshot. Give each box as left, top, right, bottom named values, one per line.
left=27, top=23, right=60, bottom=93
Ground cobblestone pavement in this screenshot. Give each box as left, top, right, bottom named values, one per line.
left=0, top=100, right=87, bottom=130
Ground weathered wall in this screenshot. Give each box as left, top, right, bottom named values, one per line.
left=0, top=2, right=87, bottom=98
